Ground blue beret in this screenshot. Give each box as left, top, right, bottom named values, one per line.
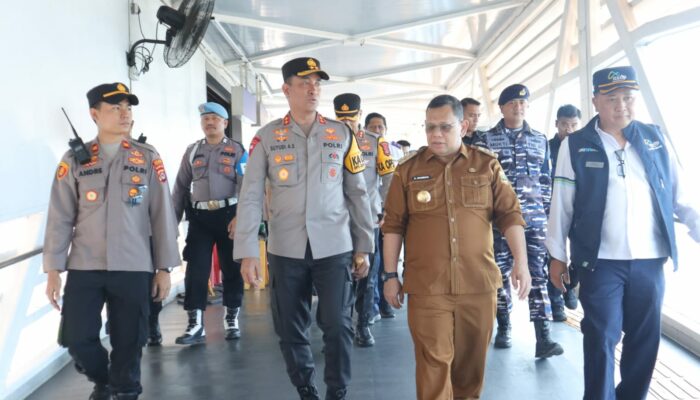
left=198, top=102, right=229, bottom=119
left=593, top=66, right=640, bottom=94
left=498, top=84, right=529, bottom=106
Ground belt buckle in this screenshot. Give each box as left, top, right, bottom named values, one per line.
left=207, top=200, right=220, bottom=210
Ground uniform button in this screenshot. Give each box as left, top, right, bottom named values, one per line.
left=450, top=218, right=455, bottom=222
left=453, top=257, right=457, bottom=261
left=447, top=181, right=451, bottom=185
left=452, top=238, right=456, bottom=242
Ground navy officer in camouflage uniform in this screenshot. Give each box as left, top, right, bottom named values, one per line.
left=234, top=57, right=374, bottom=400
left=473, top=84, right=563, bottom=358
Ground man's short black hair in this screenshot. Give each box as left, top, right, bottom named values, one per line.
left=365, top=112, right=387, bottom=128
left=427, top=95, right=463, bottom=120
left=460, top=97, right=481, bottom=107
left=396, top=140, right=411, bottom=147
left=556, top=104, right=582, bottom=120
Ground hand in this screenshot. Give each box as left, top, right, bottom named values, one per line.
left=227, top=217, right=237, bottom=240
left=549, top=258, right=569, bottom=292
left=46, top=270, right=63, bottom=311
left=152, top=270, right=172, bottom=302
left=511, top=262, right=532, bottom=301
left=241, top=258, right=262, bottom=288
left=352, top=253, right=370, bottom=280
left=383, top=278, right=404, bottom=309
left=378, top=217, right=385, bottom=228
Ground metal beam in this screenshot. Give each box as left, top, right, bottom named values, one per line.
left=546, top=0, right=575, bottom=131
left=446, top=0, right=555, bottom=91
left=352, top=58, right=466, bottom=81
left=358, top=0, right=526, bottom=39
left=606, top=0, right=669, bottom=135
left=365, top=38, right=474, bottom=59
left=577, top=0, right=594, bottom=121
left=632, top=6, right=700, bottom=46
left=224, top=40, right=340, bottom=67
left=211, top=20, right=273, bottom=97
left=212, top=13, right=346, bottom=40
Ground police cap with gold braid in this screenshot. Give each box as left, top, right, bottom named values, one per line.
left=281, top=57, right=330, bottom=81
left=87, top=82, right=139, bottom=108
left=333, top=93, right=361, bottom=121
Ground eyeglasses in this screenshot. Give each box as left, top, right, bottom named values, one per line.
left=424, top=122, right=458, bottom=134
left=613, top=149, right=625, bottom=178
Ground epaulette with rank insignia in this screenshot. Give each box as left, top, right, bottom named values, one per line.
left=398, top=150, right=419, bottom=165
left=469, top=145, right=497, bottom=158
left=131, top=138, right=157, bottom=154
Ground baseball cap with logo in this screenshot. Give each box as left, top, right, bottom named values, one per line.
left=281, top=57, right=330, bottom=81
left=593, top=66, right=640, bottom=94
left=87, top=82, right=139, bottom=108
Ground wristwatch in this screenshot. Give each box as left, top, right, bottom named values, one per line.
left=381, top=271, right=399, bottom=282
left=158, top=267, right=174, bottom=273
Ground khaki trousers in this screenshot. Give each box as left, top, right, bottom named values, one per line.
left=408, top=292, right=496, bottom=400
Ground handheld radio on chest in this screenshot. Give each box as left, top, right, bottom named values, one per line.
left=61, top=108, right=91, bottom=165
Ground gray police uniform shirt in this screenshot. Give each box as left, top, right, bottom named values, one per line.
left=233, top=112, right=374, bottom=260
left=355, top=129, right=396, bottom=222
left=43, top=138, right=181, bottom=272
left=171, top=137, right=247, bottom=222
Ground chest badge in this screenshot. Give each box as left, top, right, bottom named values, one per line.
left=416, top=190, right=431, bottom=203
left=85, top=190, right=98, bottom=202
left=278, top=167, right=289, bottom=181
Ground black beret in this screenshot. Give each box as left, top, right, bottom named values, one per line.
left=498, top=84, right=529, bottom=106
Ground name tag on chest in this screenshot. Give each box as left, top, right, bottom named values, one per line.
left=585, top=161, right=604, bottom=168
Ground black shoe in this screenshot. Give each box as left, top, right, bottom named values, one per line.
left=175, top=310, right=206, bottom=345
left=354, top=326, right=375, bottom=347
left=147, top=316, right=162, bottom=346
left=89, top=383, right=111, bottom=400
left=494, top=313, right=512, bottom=348
left=563, top=287, right=579, bottom=310
left=326, top=387, right=347, bottom=400
left=379, top=303, right=396, bottom=319
left=297, top=385, right=320, bottom=400
left=534, top=320, right=564, bottom=358
left=224, top=307, right=241, bottom=340
left=552, top=306, right=567, bottom=322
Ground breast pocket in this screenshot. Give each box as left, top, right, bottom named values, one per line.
left=408, top=181, right=438, bottom=212
left=78, top=177, right=106, bottom=207
left=121, top=174, right=148, bottom=206
left=321, top=148, right=343, bottom=184
left=192, top=157, right=207, bottom=180
left=461, top=175, right=491, bottom=208
left=270, top=151, right=298, bottom=186
left=525, top=138, right=546, bottom=176
left=218, top=156, right=237, bottom=181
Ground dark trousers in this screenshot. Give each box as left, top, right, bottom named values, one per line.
left=183, top=204, right=243, bottom=310
left=356, top=228, right=380, bottom=325
left=374, top=230, right=392, bottom=313
left=579, top=258, right=665, bottom=400
left=268, top=243, right=354, bottom=390
left=60, top=270, right=150, bottom=394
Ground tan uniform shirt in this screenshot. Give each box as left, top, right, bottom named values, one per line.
left=234, top=112, right=374, bottom=260
left=43, top=138, right=181, bottom=272
left=382, top=145, right=525, bottom=295
left=171, top=137, right=246, bottom=222
left=356, top=130, right=395, bottom=222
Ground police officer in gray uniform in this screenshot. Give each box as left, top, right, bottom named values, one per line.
left=333, top=93, right=395, bottom=347
left=44, top=82, right=181, bottom=400
left=171, top=102, right=248, bottom=344
left=473, top=84, right=563, bottom=358
left=234, top=57, right=374, bottom=400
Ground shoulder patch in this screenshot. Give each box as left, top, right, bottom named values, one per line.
left=249, top=136, right=262, bottom=155
left=398, top=151, right=418, bottom=165
left=344, top=134, right=366, bottom=174
left=56, top=161, right=69, bottom=180
left=376, top=136, right=396, bottom=176
left=469, top=145, right=497, bottom=158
